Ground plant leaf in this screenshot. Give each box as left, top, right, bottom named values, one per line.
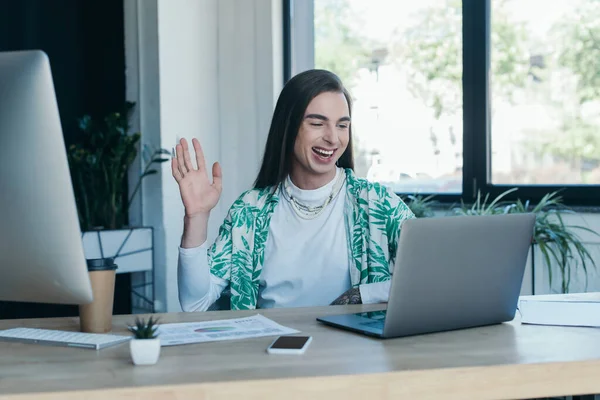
left=142, top=170, right=158, bottom=177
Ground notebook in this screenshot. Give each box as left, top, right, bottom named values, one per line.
left=0, top=327, right=131, bottom=350
left=518, top=293, right=600, bottom=328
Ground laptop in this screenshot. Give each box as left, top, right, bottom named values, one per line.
left=317, top=213, right=536, bottom=338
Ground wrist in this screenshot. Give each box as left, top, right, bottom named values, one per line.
left=181, top=213, right=210, bottom=248
left=184, top=212, right=210, bottom=224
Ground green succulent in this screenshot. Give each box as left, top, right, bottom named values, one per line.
left=127, top=316, right=160, bottom=339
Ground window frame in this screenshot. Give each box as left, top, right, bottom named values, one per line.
left=284, top=0, right=600, bottom=206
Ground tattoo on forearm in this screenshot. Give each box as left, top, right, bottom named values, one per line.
left=330, top=287, right=362, bottom=305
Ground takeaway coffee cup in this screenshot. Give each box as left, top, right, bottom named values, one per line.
left=79, top=258, right=118, bottom=333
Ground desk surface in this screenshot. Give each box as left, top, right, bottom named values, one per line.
left=1, top=304, right=600, bottom=400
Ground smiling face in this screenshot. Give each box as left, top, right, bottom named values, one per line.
left=290, top=91, right=351, bottom=189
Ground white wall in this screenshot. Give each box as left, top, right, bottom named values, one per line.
left=124, top=0, right=163, bottom=311
left=124, top=0, right=283, bottom=312
left=216, top=0, right=283, bottom=214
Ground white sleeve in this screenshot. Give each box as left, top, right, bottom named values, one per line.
left=359, top=281, right=391, bottom=304
left=177, top=242, right=229, bottom=312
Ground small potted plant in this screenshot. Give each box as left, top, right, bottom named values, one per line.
left=127, top=316, right=161, bottom=365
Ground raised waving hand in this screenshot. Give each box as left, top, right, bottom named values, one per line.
left=172, top=138, right=222, bottom=218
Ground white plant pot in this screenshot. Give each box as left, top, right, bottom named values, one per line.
left=130, top=338, right=161, bottom=365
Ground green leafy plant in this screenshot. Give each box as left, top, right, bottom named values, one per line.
left=402, top=194, right=437, bottom=218
left=453, top=188, right=599, bottom=293
left=453, top=187, right=519, bottom=216
left=67, top=101, right=171, bottom=230
left=127, top=316, right=160, bottom=339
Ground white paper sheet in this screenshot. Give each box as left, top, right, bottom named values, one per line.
left=156, top=314, right=300, bottom=346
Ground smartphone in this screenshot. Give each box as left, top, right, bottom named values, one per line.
left=266, top=336, right=312, bottom=355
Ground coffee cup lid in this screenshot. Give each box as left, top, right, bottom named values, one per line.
left=86, top=258, right=117, bottom=271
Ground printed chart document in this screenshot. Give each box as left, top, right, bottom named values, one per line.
left=157, top=314, right=299, bottom=346
left=518, top=292, right=600, bottom=328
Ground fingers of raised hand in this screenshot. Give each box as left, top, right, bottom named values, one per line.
left=192, top=138, right=206, bottom=173
left=171, top=157, right=183, bottom=182
left=212, top=162, right=222, bottom=193
left=181, top=138, right=195, bottom=173
left=175, top=143, right=188, bottom=176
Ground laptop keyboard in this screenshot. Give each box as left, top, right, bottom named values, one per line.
left=360, top=320, right=385, bottom=330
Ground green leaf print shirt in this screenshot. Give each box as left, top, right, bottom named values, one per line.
left=207, top=168, right=415, bottom=310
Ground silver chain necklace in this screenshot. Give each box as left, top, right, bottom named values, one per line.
left=283, top=172, right=345, bottom=220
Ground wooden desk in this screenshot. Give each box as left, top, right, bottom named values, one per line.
left=1, top=304, right=600, bottom=400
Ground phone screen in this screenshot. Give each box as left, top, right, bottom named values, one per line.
left=270, top=336, right=310, bottom=349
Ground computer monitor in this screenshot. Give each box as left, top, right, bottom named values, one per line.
left=0, top=50, right=93, bottom=304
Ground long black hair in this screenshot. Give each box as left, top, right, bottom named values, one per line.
left=253, top=69, right=354, bottom=189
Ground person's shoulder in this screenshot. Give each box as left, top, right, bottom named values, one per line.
left=344, top=168, right=396, bottom=201
left=230, top=186, right=278, bottom=212
left=344, top=169, right=414, bottom=221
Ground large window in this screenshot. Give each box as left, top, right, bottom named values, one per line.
left=287, top=0, right=600, bottom=204
left=314, top=0, right=463, bottom=194
left=490, top=0, right=600, bottom=187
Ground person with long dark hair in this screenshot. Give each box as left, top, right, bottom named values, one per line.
left=173, top=69, right=414, bottom=311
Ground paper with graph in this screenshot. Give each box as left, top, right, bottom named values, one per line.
left=156, top=314, right=299, bottom=346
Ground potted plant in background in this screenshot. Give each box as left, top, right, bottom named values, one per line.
left=402, top=194, right=437, bottom=218
left=128, top=316, right=161, bottom=366
left=67, top=101, right=171, bottom=312
left=67, top=101, right=170, bottom=231
left=453, top=188, right=599, bottom=294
